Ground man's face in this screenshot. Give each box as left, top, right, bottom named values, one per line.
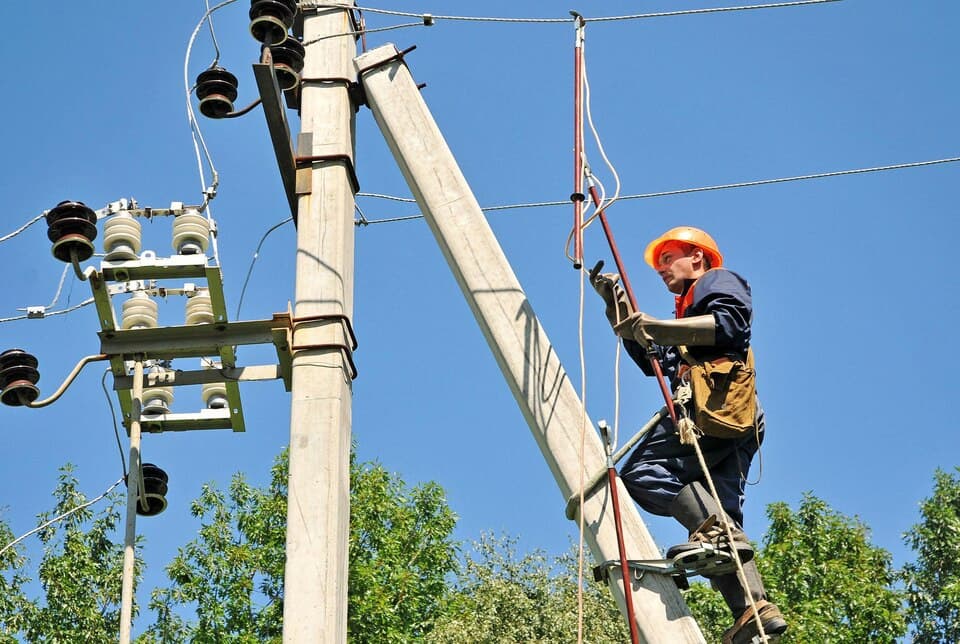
left=655, top=241, right=704, bottom=294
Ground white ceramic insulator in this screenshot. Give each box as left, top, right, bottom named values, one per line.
left=201, top=361, right=228, bottom=409
left=102, top=212, right=142, bottom=260
left=143, top=365, right=174, bottom=415
left=142, top=386, right=174, bottom=415
left=121, top=292, right=159, bottom=330
left=185, top=291, right=215, bottom=325
left=172, top=209, right=210, bottom=255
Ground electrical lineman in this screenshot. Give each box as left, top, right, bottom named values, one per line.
left=591, top=226, right=788, bottom=643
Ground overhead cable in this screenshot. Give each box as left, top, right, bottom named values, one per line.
left=102, top=368, right=128, bottom=476
left=302, top=0, right=842, bottom=24
left=236, top=216, right=294, bottom=319
left=203, top=0, right=224, bottom=67
left=1, top=214, right=45, bottom=244
left=355, top=156, right=960, bottom=225
left=0, top=477, right=125, bottom=559
left=303, top=21, right=426, bottom=46
left=1, top=297, right=96, bottom=324
left=184, top=0, right=234, bottom=268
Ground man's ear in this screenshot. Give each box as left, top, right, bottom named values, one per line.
left=690, top=246, right=705, bottom=266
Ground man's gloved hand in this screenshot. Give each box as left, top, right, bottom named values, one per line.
left=589, top=262, right=634, bottom=329
left=616, top=312, right=717, bottom=347
left=613, top=311, right=655, bottom=348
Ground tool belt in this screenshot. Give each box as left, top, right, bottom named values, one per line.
left=677, top=347, right=757, bottom=439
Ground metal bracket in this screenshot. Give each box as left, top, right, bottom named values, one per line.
left=253, top=50, right=299, bottom=223
left=290, top=310, right=359, bottom=380
left=89, top=254, right=293, bottom=434
left=355, top=45, right=418, bottom=78
left=564, top=407, right=668, bottom=520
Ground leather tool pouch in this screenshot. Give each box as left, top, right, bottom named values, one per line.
left=682, top=348, right=757, bottom=439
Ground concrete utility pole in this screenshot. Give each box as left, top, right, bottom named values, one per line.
left=283, top=3, right=357, bottom=642
left=356, top=44, right=705, bottom=642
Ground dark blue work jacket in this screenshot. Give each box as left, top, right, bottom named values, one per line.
left=624, top=268, right=753, bottom=390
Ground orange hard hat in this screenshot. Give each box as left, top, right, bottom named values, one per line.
left=644, top=226, right=723, bottom=269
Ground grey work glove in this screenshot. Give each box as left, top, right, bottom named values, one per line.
left=614, top=311, right=655, bottom=349
left=615, top=312, right=717, bottom=347
left=589, top=262, right=634, bottom=330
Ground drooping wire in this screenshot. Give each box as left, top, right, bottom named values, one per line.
left=302, top=21, right=426, bottom=47
left=356, top=156, right=960, bottom=225
left=204, top=0, right=223, bottom=67
left=236, top=216, right=294, bottom=319
left=46, top=266, right=71, bottom=310
left=184, top=0, right=238, bottom=268
left=101, top=367, right=128, bottom=477
left=576, top=260, right=588, bottom=644
left=301, top=0, right=842, bottom=24
left=0, top=214, right=45, bottom=244
left=580, top=40, right=621, bottom=228
left=0, top=477, right=125, bottom=559
left=1, top=297, right=96, bottom=325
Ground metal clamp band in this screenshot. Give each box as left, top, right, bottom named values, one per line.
left=290, top=313, right=359, bottom=379
left=355, top=45, right=418, bottom=77
left=294, top=154, right=361, bottom=194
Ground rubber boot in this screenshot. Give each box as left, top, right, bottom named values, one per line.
left=714, top=561, right=788, bottom=643
left=666, top=481, right=753, bottom=563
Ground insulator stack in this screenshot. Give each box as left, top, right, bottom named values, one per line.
left=136, top=463, right=169, bottom=516
left=196, top=66, right=239, bottom=119
left=266, top=38, right=305, bottom=91
left=249, top=0, right=298, bottom=45
left=171, top=210, right=210, bottom=255
left=185, top=291, right=215, bottom=326
left=121, top=292, right=159, bottom=330
left=46, top=200, right=98, bottom=263
left=103, top=212, right=142, bottom=261
left=142, top=365, right=174, bottom=416
left=0, top=349, right=40, bottom=406
left=202, top=362, right=228, bottom=410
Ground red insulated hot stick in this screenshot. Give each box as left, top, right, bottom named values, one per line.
left=599, top=421, right=641, bottom=644
left=587, top=185, right=680, bottom=426
left=571, top=14, right=585, bottom=269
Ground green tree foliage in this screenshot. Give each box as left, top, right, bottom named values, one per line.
left=142, top=448, right=459, bottom=643
left=0, top=515, right=32, bottom=641
left=685, top=493, right=906, bottom=642
left=348, top=457, right=459, bottom=642
left=902, top=467, right=960, bottom=643
left=0, top=465, right=133, bottom=643
left=140, top=455, right=288, bottom=643
left=427, top=533, right=629, bottom=644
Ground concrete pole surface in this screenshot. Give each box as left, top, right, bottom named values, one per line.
left=356, top=44, right=704, bottom=643
left=282, top=4, right=357, bottom=643
left=119, top=359, right=144, bottom=644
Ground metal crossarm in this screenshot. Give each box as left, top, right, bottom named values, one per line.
left=88, top=253, right=294, bottom=434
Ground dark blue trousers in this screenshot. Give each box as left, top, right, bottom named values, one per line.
left=619, top=403, right=764, bottom=527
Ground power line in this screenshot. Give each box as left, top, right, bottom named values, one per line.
left=302, top=0, right=842, bottom=24
left=0, top=213, right=45, bottom=244
left=303, top=21, right=426, bottom=46
left=236, top=216, right=294, bottom=319
left=102, top=368, right=128, bottom=477
left=355, top=156, right=960, bottom=225
left=0, top=477, right=125, bottom=559
left=0, top=297, right=97, bottom=325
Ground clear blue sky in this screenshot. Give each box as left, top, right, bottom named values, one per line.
left=1, top=0, right=956, bottom=633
